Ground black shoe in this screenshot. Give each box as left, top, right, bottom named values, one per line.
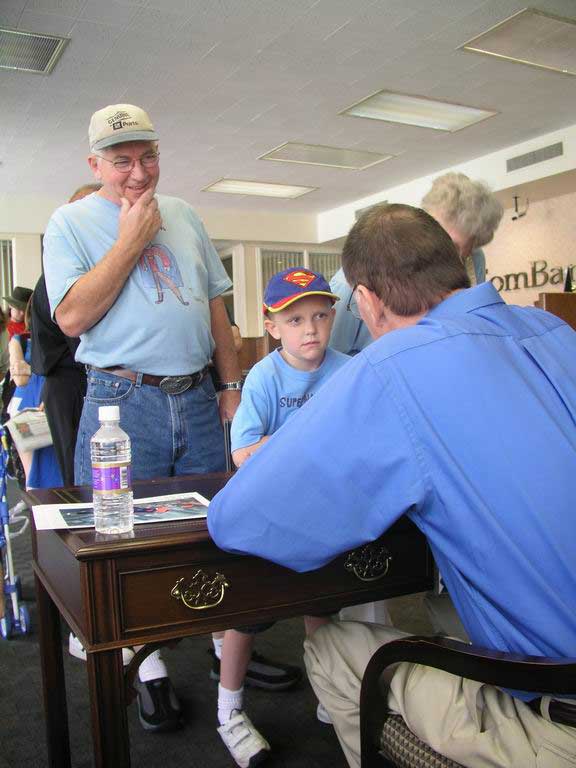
left=136, top=677, right=182, bottom=732
left=209, top=648, right=302, bottom=691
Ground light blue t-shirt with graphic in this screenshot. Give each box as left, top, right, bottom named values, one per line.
left=231, top=347, right=349, bottom=451
left=43, top=193, right=231, bottom=376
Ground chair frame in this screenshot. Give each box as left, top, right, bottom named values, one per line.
left=360, top=635, right=576, bottom=768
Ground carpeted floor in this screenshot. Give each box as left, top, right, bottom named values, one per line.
left=1, top=482, right=434, bottom=768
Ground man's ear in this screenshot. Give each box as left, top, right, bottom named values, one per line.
left=356, top=284, right=382, bottom=325
left=264, top=316, right=281, bottom=340
left=88, top=155, right=101, bottom=180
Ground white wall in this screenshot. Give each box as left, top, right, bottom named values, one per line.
left=484, top=190, right=576, bottom=307
left=317, top=122, right=576, bottom=243
left=0, top=194, right=62, bottom=289
left=12, top=234, right=42, bottom=288
left=0, top=194, right=63, bottom=235
left=199, top=208, right=318, bottom=244
left=0, top=233, right=42, bottom=290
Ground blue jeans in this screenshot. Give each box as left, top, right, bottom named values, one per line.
left=75, top=369, right=226, bottom=484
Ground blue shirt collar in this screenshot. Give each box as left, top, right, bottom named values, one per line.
left=426, top=282, right=504, bottom=320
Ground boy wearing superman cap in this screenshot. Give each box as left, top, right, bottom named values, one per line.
left=216, top=267, right=349, bottom=767
left=231, top=267, right=349, bottom=468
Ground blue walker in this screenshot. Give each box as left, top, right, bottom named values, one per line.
left=0, top=428, right=31, bottom=638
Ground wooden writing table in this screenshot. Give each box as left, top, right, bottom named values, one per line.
left=30, top=473, right=434, bottom=768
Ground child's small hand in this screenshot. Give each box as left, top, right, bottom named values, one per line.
left=233, top=436, right=270, bottom=468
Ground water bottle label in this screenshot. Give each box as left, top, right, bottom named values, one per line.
left=92, top=462, right=132, bottom=492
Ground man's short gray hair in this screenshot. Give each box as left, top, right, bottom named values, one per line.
left=421, top=172, right=503, bottom=248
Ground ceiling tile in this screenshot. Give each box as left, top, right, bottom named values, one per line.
left=2, top=0, right=576, bottom=214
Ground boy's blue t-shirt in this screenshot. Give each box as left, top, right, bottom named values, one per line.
left=231, top=347, right=349, bottom=451
left=42, top=193, right=231, bottom=376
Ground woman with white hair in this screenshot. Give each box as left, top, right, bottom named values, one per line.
left=329, top=172, right=504, bottom=355
left=421, top=172, right=504, bottom=286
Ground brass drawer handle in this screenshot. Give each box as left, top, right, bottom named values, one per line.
left=345, top=542, right=392, bottom=582
left=171, top=570, right=229, bottom=610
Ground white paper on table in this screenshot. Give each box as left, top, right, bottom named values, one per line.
left=32, top=491, right=210, bottom=531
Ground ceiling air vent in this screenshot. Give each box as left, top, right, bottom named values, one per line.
left=506, top=142, right=563, bottom=173
left=0, top=28, right=69, bottom=75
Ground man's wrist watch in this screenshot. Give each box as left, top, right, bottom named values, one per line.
left=220, top=380, right=243, bottom=391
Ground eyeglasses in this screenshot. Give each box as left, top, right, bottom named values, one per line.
left=346, top=284, right=362, bottom=320
left=94, top=151, right=160, bottom=173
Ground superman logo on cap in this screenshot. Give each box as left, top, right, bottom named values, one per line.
left=283, top=270, right=315, bottom=288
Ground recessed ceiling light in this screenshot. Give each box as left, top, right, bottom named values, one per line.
left=460, top=9, right=576, bottom=77
left=0, top=27, right=69, bottom=75
left=259, top=142, right=393, bottom=170
left=203, top=178, right=316, bottom=199
left=341, top=90, right=497, bottom=132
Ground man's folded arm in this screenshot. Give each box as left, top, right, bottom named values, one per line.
left=208, top=356, right=425, bottom=572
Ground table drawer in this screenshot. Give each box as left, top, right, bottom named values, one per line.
left=116, top=528, right=433, bottom=639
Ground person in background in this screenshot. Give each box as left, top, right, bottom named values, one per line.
left=217, top=268, right=348, bottom=767
left=3, top=286, right=33, bottom=340
left=7, top=297, right=62, bottom=489
left=42, top=103, right=297, bottom=732
left=208, top=203, right=576, bottom=768
left=31, top=183, right=102, bottom=487
left=30, top=183, right=100, bottom=665
left=0, top=298, right=28, bottom=472
left=329, top=172, right=503, bottom=355
left=0, top=308, right=10, bottom=380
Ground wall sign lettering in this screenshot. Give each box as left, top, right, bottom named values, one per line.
left=487, top=261, right=573, bottom=292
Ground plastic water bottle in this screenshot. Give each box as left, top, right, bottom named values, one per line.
left=91, top=405, right=134, bottom=534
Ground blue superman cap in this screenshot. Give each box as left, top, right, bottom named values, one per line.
left=263, top=267, right=340, bottom=313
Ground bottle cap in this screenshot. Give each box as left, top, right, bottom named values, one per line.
left=98, top=405, right=120, bottom=422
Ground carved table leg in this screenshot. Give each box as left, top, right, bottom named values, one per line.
left=87, top=648, right=131, bottom=768
left=35, top=573, right=71, bottom=768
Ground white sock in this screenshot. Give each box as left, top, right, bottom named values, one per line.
left=213, top=637, right=224, bottom=660
left=138, top=649, right=168, bottom=683
left=218, top=684, right=244, bottom=725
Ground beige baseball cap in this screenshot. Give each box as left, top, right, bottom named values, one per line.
left=88, top=104, right=159, bottom=151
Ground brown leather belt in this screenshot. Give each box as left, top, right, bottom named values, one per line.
left=92, top=366, right=209, bottom=396
left=528, top=697, right=576, bottom=727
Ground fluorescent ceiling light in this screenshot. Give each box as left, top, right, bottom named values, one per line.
left=203, top=178, right=316, bottom=198
left=259, top=142, right=393, bottom=170
left=460, top=9, right=576, bottom=77
left=341, top=90, right=497, bottom=132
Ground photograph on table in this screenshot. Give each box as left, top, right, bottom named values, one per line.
left=32, top=491, right=209, bottom=530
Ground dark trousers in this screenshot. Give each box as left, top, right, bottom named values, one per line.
left=42, top=367, right=87, bottom=487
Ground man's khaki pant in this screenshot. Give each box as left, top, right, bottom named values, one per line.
left=304, top=621, right=576, bottom=768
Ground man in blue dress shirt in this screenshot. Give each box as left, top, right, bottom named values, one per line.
left=209, top=203, right=576, bottom=767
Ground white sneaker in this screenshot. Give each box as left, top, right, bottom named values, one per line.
left=217, top=709, right=271, bottom=767
left=316, top=701, right=333, bottom=724
left=69, top=633, right=135, bottom=666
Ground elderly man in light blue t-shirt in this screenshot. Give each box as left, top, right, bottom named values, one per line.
left=42, top=103, right=299, bottom=736
left=43, top=104, right=243, bottom=483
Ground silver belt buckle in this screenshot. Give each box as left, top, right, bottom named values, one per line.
left=159, top=375, right=193, bottom=395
